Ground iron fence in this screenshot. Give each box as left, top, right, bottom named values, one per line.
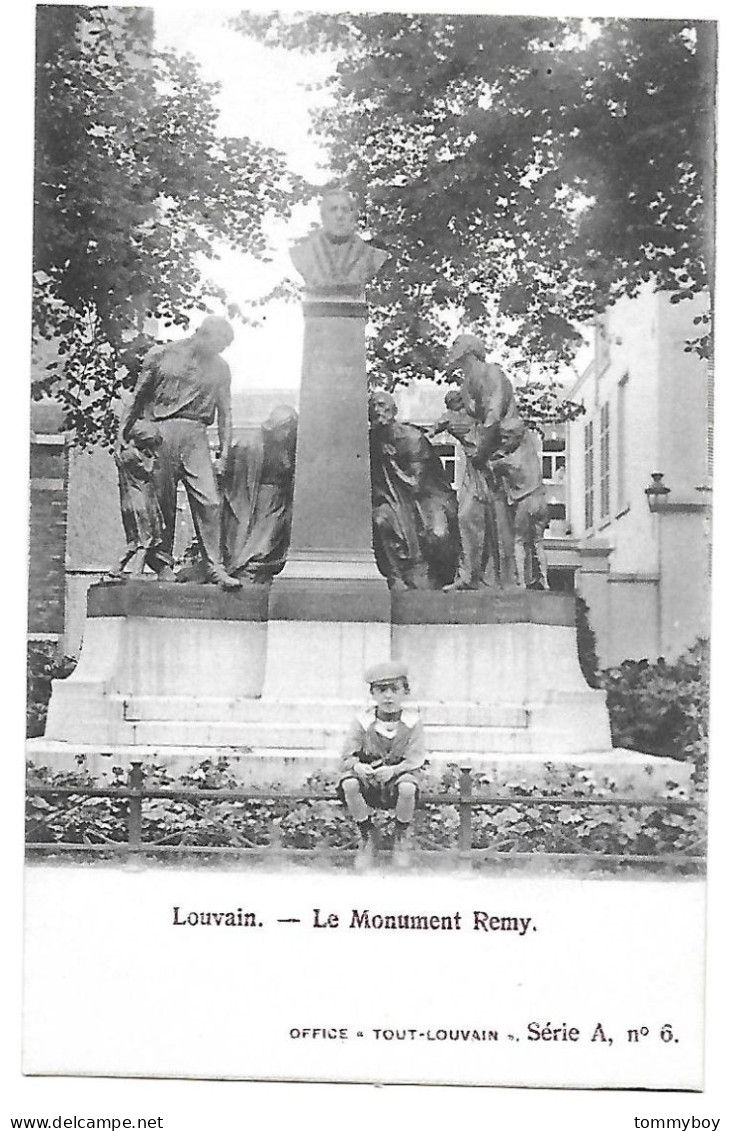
left=25, top=761, right=706, bottom=868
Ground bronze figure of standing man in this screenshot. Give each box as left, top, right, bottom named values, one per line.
left=117, top=315, right=241, bottom=589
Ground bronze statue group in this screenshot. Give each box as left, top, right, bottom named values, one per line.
left=112, top=315, right=298, bottom=590
left=111, top=308, right=549, bottom=869
left=113, top=320, right=547, bottom=598
left=369, top=334, right=549, bottom=593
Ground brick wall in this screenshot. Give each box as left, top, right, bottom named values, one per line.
left=28, top=439, right=68, bottom=637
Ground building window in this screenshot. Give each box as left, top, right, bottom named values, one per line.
left=617, top=373, right=629, bottom=511
left=542, top=451, right=566, bottom=483
left=433, top=442, right=457, bottom=485
left=540, top=432, right=567, bottom=534
left=547, top=567, right=576, bottom=593
left=599, top=401, right=610, bottom=519
left=584, top=420, right=594, bottom=531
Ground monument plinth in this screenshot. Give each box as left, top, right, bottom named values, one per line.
left=35, top=581, right=688, bottom=793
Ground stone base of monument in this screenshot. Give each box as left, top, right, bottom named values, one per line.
left=30, top=581, right=689, bottom=794
left=25, top=738, right=691, bottom=795
left=43, top=582, right=609, bottom=750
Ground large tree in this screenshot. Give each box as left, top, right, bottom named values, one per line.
left=33, top=6, right=293, bottom=445
left=234, top=14, right=715, bottom=387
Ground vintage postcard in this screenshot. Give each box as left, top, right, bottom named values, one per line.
left=17, top=2, right=722, bottom=1103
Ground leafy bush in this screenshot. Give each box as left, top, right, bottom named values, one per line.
left=437, top=762, right=704, bottom=859
left=26, top=642, right=77, bottom=738
left=26, top=759, right=127, bottom=844
left=600, top=639, right=709, bottom=776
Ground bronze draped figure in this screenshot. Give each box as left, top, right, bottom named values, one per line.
left=220, top=406, right=298, bottom=583
left=369, top=390, right=459, bottom=590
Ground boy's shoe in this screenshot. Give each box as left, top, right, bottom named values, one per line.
left=354, top=837, right=376, bottom=872
left=393, top=826, right=413, bottom=869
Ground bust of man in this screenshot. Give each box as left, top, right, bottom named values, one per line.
left=290, top=188, right=389, bottom=298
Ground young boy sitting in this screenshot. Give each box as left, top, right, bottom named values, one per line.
left=338, top=661, right=426, bottom=870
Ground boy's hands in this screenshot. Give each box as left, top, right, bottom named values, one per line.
left=354, top=763, right=394, bottom=784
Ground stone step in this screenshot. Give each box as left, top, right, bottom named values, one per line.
left=121, top=696, right=530, bottom=729
left=26, top=737, right=694, bottom=796
left=122, top=719, right=535, bottom=753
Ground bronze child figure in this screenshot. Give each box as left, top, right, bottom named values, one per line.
left=110, top=419, right=165, bottom=579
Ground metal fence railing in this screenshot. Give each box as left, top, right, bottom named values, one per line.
left=25, top=762, right=705, bottom=866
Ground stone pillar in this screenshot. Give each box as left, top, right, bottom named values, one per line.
left=282, top=300, right=382, bottom=581
left=262, top=202, right=391, bottom=700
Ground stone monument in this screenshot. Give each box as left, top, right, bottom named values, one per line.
left=32, top=200, right=685, bottom=795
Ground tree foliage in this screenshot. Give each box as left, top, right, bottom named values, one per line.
left=33, top=6, right=294, bottom=445
left=234, top=13, right=715, bottom=382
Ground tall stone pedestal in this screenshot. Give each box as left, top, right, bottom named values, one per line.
left=261, top=294, right=390, bottom=701
left=283, top=304, right=379, bottom=580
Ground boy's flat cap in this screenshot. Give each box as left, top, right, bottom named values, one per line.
left=365, top=660, right=409, bottom=685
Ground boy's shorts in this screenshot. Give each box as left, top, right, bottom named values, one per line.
left=337, top=770, right=422, bottom=811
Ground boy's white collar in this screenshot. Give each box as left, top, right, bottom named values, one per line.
left=358, top=705, right=420, bottom=729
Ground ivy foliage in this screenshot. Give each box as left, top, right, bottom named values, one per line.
left=233, top=13, right=715, bottom=380
left=575, top=595, right=601, bottom=689
left=26, top=642, right=78, bottom=739
left=600, top=639, right=710, bottom=782
left=33, top=6, right=294, bottom=446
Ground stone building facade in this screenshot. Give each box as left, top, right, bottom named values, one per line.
left=565, top=286, right=712, bottom=666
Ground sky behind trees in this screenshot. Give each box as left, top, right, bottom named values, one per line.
left=154, top=8, right=334, bottom=392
